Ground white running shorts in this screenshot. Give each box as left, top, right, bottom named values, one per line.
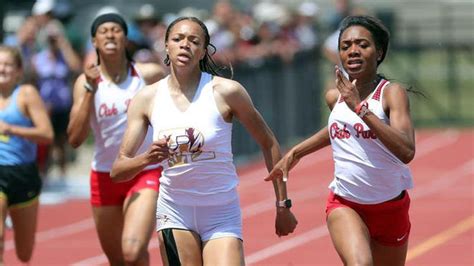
left=156, top=195, right=242, bottom=242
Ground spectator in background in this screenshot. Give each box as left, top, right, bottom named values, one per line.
left=3, top=0, right=79, bottom=84
left=53, top=0, right=84, bottom=57
left=31, top=22, right=81, bottom=182
left=3, top=17, right=39, bottom=83
left=0, top=45, right=54, bottom=265
left=31, top=0, right=65, bottom=50
left=323, top=0, right=356, bottom=69
left=205, top=0, right=237, bottom=65
left=327, top=0, right=353, bottom=32
left=132, top=4, right=166, bottom=65
left=237, top=1, right=300, bottom=65
left=294, top=1, right=320, bottom=51
left=322, top=0, right=367, bottom=91
left=133, top=4, right=161, bottom=49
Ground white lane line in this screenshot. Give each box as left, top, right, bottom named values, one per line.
left=70, top=254, right=107, bottom=266
left=411, top=159, right=474, bottom=199
left=5, top=218, right=94, bottom=251
left=246, top=225, right=329, bottom=265
left=238, top=150, right=332, bottom=190
left=70, top=238, right=160, bottom=265
left=242, top=185, right=327, bottom=218
left=414, top=129, right=459, bottom=158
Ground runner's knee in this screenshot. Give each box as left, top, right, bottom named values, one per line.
left=16, top=248, right=33, bottom=263
left=122, top=237, right=147, bottom=264
left=343, top=251, right=373, bottom=266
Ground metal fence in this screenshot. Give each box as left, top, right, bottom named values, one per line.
left=384, top=7, right=474, bottom=128
left=230, top=49, right=322, bottom=160
left=385, top=45, right=474, bottom=128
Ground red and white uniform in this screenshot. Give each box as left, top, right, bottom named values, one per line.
left=327, top=79, right=413, bottom=204
left=90, top=64, right=156, bottom=172
left=88, top=64, right=161, bottom=207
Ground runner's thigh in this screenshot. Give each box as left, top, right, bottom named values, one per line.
left=158, top=229, right=202, bottom=266
left=203, top=237, right=244, bottom=266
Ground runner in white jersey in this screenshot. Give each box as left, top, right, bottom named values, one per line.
left=328, top=78, right=413, bottom=204
left=267, top=15, right=416, bottom=266
left=150, top=72, right=239, bottom=206
left=111, top=16, right=298, bottom=265
left=67, top=13, right=165, bottom=265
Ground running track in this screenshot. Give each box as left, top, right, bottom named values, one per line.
left=4, top=129, right=473, bottom=265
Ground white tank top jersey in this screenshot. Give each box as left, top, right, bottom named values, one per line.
left=327, top=79, right=413, bottom=204
left=90, top=64, right=156, bottom=172
left=150, top=72, right=239, bottom=206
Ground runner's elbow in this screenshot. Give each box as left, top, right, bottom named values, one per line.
left=400, top=148, right=415, bottom=164
left=68, top=134, right=83, bottom=149
left=110, top=161, right=127, bottom=182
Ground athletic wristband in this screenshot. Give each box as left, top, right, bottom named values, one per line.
left=84, top=81, right=96, bottom=93
left=355, top=101, right=369, bottom=118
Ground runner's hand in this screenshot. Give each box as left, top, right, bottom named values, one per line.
left=84, top=62, right=100, bottom=90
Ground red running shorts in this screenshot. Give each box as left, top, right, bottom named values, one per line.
left=90, top=167, right=161, bottom=206
left=326, top=190, right=411, bottom=246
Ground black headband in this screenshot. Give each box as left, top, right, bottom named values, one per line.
left=91, top=13, right=128, bottom=37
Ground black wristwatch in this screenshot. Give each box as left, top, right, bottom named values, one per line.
left=276, top=199, right=292, bottom=208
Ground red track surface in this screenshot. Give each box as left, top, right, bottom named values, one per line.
left=4, top=129, right=473, bottom=265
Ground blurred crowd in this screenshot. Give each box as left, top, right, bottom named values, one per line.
left=2, top=0, right=366, bottom=183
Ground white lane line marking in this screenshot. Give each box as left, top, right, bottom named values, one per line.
left=411, top=159, right=474, bottom=199
left=246, top=225, right=329, bottom=265
left=5, top=218, right=94, bottom=251
left=415, top=129, right=459, bottom=158
left=70, top=238, right=160, bottom=265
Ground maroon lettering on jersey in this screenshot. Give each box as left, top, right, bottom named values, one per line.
left=330, top=122, right=351, bottom=139
left=98, top=103, right=118, bottom=117
left=353, top=123, right=377, bottom=139
left=330, top=122, right=378, bottom=140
